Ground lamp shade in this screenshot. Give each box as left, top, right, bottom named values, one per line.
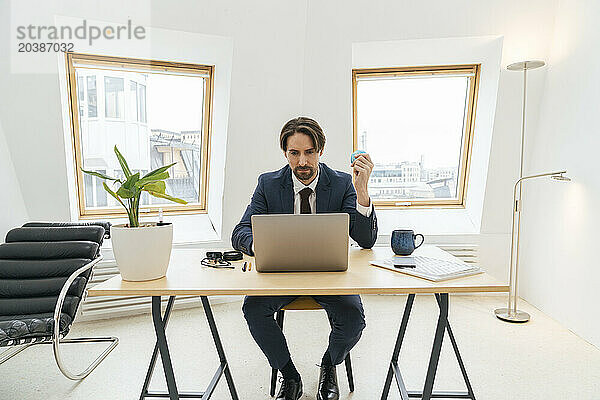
left=507, top=60, right=545, bottom=71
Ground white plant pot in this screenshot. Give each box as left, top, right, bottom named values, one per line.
left=111, top=222, right=173, bottom=281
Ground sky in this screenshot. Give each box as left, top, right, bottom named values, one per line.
left=147, top=73, right=204, bottom=133
left=357, top=75, right=469, bottom=169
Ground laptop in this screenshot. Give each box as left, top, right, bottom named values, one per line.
left=251, top=213, right=349, bottom=272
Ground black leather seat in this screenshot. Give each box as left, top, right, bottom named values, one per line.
left=0, top=222, right=118, bottom=380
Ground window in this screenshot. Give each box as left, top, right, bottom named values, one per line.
left=138, top=84, right=147, bottom=123
left=87, top=76, right=97, bottom=117
left=127, top=81, right=138, bottom=121
left=77, top=76, right=84, bottom=117
left=352, top=64, right=480, bottom=208
left=83, top=170, right=108, bottom=207
left=66, top=52, right=214, bottom=218
left=104, top=76, right=124, bottom=119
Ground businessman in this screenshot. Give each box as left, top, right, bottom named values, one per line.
left=232, top=117, right=377, bottom=400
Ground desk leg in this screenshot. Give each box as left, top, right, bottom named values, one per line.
left=434, top=294, right=476, bottom=399
left=139, top=296, right=239, bottom=400
left=381, top=294, right=475, bottom=400
left=201, top=296, right=239, bottom=400
left=140, top=296, right=176, bottom=400
left=381, top=294, right=415, bottom=400
left=152, top=296, right=179, bottom=400
left=421, top=293, right=448, bottom=400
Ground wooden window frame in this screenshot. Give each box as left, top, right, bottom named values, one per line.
left=352, top=64, right=481, bottom=209
left=65, top=52, right=214, bottom=219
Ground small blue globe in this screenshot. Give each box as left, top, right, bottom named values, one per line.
left=351, top=150, right=367, bottom=163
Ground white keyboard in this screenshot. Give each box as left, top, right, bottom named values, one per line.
left=372, top=256, right=482, bottom=282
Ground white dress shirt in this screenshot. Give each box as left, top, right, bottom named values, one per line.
left=291, top=166, right=372, bottom=217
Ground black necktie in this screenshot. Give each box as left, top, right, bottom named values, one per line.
left=299, top=187, right=313, bottom=214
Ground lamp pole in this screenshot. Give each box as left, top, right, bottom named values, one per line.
left=494, top=60, right=545, bottom=323
left=495, top=171, right=569, bottom=322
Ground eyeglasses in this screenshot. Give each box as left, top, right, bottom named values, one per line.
left=201, top=251, right=243, bottom=268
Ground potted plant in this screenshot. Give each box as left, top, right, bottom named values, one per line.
left=82, top=145, right=187, bottom=281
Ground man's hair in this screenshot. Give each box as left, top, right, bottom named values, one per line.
left=279, top=117, right=326, bottom=152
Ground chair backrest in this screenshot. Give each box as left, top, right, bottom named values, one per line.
left=0, top=223, right=107, bottom=326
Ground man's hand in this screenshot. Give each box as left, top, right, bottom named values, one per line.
left=351, top=153, right=374, bottom=207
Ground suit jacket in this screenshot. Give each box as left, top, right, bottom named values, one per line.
left=231, top=163, right=378, bottom=256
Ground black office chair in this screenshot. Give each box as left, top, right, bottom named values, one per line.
left=269, top=296, right=355, bottom=397
left=0, top=222, right=118, bottom=380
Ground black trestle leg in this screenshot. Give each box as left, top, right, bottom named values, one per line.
left=140, top=296, right=239, bottom=400
left=382, top=293, right=474, bottom=400
left=421, top=293, right=448, bottom=400
left=140, top=296, right=176, bottom=400
left=381, top=294, right=415, bottom=400
left=434, top=294, right=476, bottom=400
left=201, top=296, right=239, bottom=400
left=152, top=296, right=179, bottom=400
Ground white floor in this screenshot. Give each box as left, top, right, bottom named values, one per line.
left=1, top=295, right=599, bottom=400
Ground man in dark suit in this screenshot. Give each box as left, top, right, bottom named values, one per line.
left=232, top=117, right=377, bottom=400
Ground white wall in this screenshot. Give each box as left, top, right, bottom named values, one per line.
left=519, top=0, right=600, bottom=348
left=268, top=0, right=556, bottom=282
left=0, top=0, right=559, bottom=282
left=0, top=7, right=29, bottom=235
left=0, top=121, right=29, bottom=236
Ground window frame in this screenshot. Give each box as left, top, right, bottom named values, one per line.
left=65, top=52, right=214, bottom=219
left=351, top=64, right=481, bottom=209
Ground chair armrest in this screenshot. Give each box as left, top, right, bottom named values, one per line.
left=52, top=255, right=103, bottom=342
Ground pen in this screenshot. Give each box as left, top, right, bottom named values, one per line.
left=242, top=262, right=247, bottom=272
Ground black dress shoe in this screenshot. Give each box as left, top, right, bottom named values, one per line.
left=317, top=365, right=339, bottom=400
left=276, top=377, right=303, bottom=400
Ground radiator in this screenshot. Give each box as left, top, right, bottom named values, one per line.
left=436, top=244, right=479, bottom=264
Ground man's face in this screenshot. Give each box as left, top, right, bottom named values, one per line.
left=284, top=132, right=323, bottom=184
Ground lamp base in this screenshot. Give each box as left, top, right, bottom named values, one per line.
left=494, top=308, right=530, bottom=323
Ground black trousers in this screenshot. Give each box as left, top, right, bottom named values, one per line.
left=242, top=295, right=366, bottom=370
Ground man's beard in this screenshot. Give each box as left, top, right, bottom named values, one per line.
left=293, top=166, right=316, bottom=182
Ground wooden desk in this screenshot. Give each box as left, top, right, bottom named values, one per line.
left=89, top=245, right=507, bottom=400
left=89, top=246, right=506, bottom=297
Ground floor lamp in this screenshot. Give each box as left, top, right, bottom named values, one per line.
left=494, top=60, right=570, bottom=323
left=494, top=170, right=570, bottom=323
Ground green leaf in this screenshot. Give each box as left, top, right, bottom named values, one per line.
left=121, top=172, right=140, bottom=189
left=116, top=187, right=135, bottom=198
left=143, top=181, right=166, bottom=194
left=135, top=172, right=169, bottom=188
left=141, top=163, right=176, bottom=180
left=147, top=190, right=188, bottom=205
left=103, top=182, right=127, bottom=209
left=116, top=173, right=139, bottom=198
left=81, top=169, right=118, bottom=181
left=114, top=145, right=132, bottom=178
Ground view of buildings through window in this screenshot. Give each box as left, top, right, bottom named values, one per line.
left=74, top=64, right=207, bottom=211
left=355, top=70, right=476, bottom=204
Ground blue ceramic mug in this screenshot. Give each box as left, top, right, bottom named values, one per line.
left=391, top=229, right=425, bottom=256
